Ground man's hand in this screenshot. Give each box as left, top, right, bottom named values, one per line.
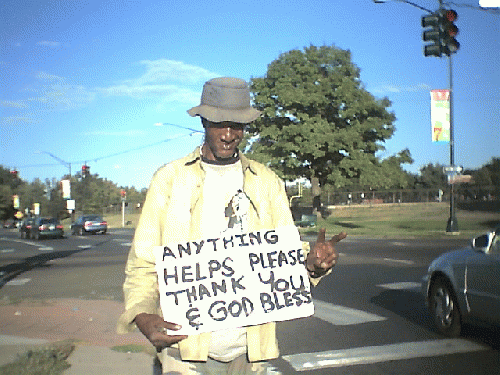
left=134, top=313, right=187, bottom=351
left=306, top=228, right=347, bottom=277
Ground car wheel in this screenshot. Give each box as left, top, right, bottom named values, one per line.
left=429, top=277, right=462, bottom=337
left=101, top=230, right=107, bottom=235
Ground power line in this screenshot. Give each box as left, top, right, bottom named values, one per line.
left=17, top=131, right=201, bottom=170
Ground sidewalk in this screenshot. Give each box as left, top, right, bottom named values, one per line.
left=0, top=298, right=158, bottom=374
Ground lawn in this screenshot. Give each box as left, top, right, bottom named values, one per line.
left=81, top=202, right=498, bottom=240
left=317, top=202, right=499, bottom=239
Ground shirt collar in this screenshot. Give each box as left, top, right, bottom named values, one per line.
left=185, top=146, right=256, bottom=174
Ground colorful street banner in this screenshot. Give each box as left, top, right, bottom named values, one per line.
left=61, top=179, right=71, bottom=199
left=154, top=225, right=314, bottom=335
left=431, top=89, right=450, bottom=143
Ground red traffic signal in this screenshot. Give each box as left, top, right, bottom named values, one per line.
left=120, top=189, right=126, bottom=198
left=10, top=169, right=18, bottom=178
left=442, top=9, right=459, bottom=56
left=82, top=164, right=90, bottom=177
left=421, top=9, right=459, bottom=58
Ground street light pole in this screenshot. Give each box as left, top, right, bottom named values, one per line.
left=446, top=54, right=459, bottom=232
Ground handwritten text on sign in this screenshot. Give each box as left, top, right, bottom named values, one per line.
left=154, top=225, right=314, bottom=335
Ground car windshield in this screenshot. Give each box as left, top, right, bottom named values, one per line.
left=84, top=216, right=102, bottom=221
left=40, top=218, right=58, bottom=224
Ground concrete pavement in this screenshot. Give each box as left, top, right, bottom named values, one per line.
left=0, top=298, right=159, bottom=374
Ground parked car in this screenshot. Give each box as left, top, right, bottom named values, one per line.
left=19, top=217, right=35, bottom=239
left=71, top=215, right=107, bottom=235
left=30, top=217, right=65, bottom=240
left=3, top=219, right=16, bottom=229
left=421, top=227, right=500, bottom=337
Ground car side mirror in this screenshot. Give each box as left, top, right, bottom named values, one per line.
left=472, top=233, right=492, bottom=253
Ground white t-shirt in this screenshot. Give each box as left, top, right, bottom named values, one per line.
left=201, top=160, right=248, bottom=362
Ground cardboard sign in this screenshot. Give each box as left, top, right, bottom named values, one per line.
left=154, top=225, right=314, bottom=335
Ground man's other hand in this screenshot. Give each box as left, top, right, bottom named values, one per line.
left=134, top=313, right=187, bottom=350
left=306, top=228, right=347, bottom=276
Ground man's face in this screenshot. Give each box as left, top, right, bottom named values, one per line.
left=202, top=119, right=245, bottom=161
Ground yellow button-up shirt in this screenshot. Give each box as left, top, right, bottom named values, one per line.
left=117, top=147, right=322, bottom=362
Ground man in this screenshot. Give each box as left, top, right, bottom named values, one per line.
left=117, top=77, right=346, bottom=374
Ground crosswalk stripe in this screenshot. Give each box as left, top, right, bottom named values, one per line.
left=5, top=278, right=31, bottom=286
left=313, top=299, right=386, bottom=325
left=282, top=339, right=488, bottom=371
left=377, top=281, right=422, bottom=291
left=38, top=246, right=53, bottom=251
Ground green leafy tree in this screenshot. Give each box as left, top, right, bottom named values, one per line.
left=416, top=163, right=447, bottom=190
left=248, top=45, right=410, bottom=206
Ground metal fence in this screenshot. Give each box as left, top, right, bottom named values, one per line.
left=294, top=186, right=498, bottom=207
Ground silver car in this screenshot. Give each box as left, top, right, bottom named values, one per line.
left=421, top=227, right=500, bottom=336
left=71, top=215, right=107, bottom=235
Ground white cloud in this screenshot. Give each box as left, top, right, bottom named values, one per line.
left=98, top=59, right=220, bottom=101
left=137, top=59, right=218, bottom=84
left=37, top=41, right=62, bottom=48
left=1, top=116, right=35, bottom=125
left=83, top=129, right=148, bottom=137
left=1, top=100, right=27, bottom=108
left=36, top=71, right=64, bottom=81
left=372, top=83, right=431, bottom=94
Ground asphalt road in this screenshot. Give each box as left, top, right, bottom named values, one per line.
left=1, top=227, right=499, bottom=374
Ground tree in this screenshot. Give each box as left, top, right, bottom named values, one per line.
left=416, top=163, right=447, bottom=190
left=248, top=45, right=410, bottom=206
left=0, top=166, right=23, bottom=221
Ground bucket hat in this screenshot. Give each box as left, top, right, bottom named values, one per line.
left=187, top=77, right=261, bottom=124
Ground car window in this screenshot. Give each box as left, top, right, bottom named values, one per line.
left=490, top=234, right=500, bottom=255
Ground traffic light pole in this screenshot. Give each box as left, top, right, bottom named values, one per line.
left=446, top=55, right=459, bottom=232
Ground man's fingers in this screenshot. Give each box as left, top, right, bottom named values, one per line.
left=316, top=227, right=326, bottom=243
left=329, top=231, right=347, bottom=244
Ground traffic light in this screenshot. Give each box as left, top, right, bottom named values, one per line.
left=422, top=12, right=442, bottom=57
left=82, top=164, right=90, bottom=177
left=10, top=169, right=18, bottom=178
left=422, top=9, right=459, bottom=58
left=120, top=189, right=127, bottom=200
left=442, top=9, right=459, bottom=56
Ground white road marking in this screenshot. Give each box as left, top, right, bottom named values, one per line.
left=282, top=339, right=488, bottom=371
left=390, top=241, right=407, bottom=246
left=313, top=300, right=386, bottom=325
left=5, top=278, right=31, bottom=286
left=1, top=249, right=15, bottom=253
left=383, top=258, right=414, bottom=265
left=377, top=281, right=422, bottom=291
left=112, top=239, right=132, bottom=246
left=38, top=246, right=53, bottom=251
left=78, top=245, right=92, bottom=249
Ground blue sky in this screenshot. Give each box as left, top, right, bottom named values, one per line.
left=1, top=0, right=499, bottom=190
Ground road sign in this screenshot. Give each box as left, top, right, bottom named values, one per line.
left=443, top=165, right=463, bottom=174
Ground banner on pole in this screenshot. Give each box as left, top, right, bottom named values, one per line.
left=61, top=179, right=71, bottom=200
left=154, top=225, right=314, bottom=335
left=431, top=89, right=450, bottom=143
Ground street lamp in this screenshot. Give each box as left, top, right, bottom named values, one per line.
left=373, top=0, right=432, bottom=13
left=36, top=151, right=72, bottom=177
